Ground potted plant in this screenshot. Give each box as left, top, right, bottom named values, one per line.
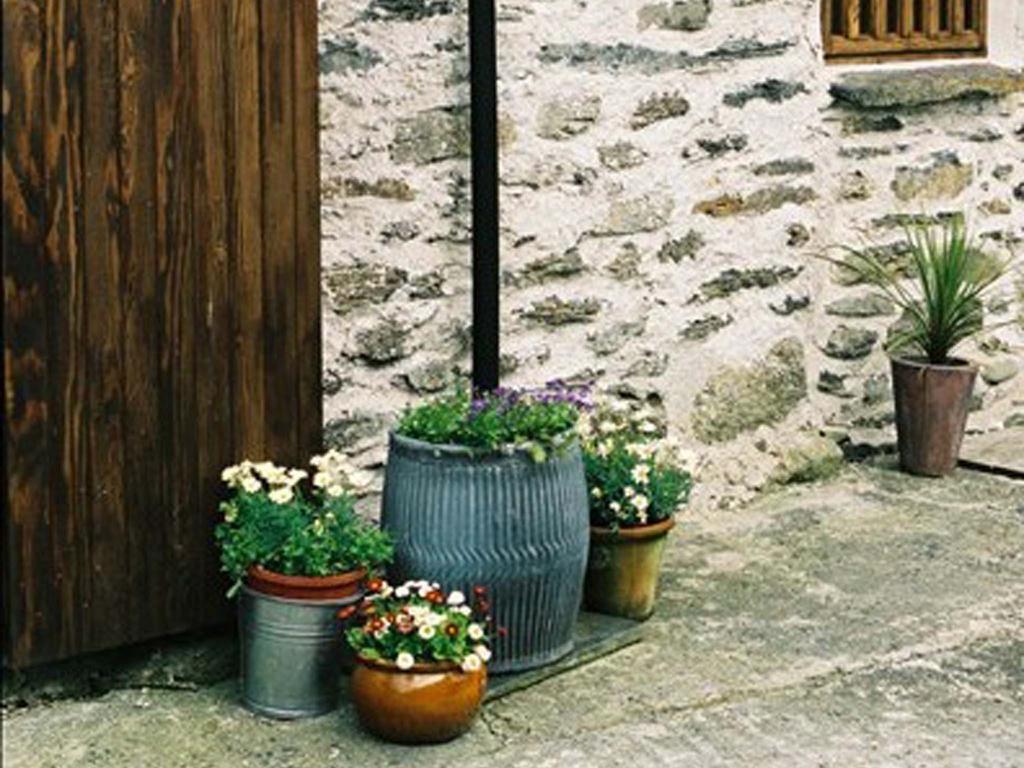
left=381, top=381, right=592, bottom=673
left=581, top=406, right=693, bottom=620
left=343, top=579, right=491, bottom=744
left=215, top=451, right=393, bottom=718
left=833, top=218, right=1017, bottom=476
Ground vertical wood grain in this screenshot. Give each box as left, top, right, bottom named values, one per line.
left=872, top=0, right=888, bottom=36
left=4, top=0, right=322, bottom=667
left=191, top=0, right=233, bottom=616
left=227, top=0, right=266, bottom=460
left=845, top=0, right=861, bottom=38
left=293, top=0, right=322, bottom=460
left=118, top=0, right=165, bottom=636
left=4, top=0, right=57, bottom=663
left=42, top=0, right=87, bottom=658
left=81, top=0, right=129, bottom=651
left=259, top=0, right=299, bottom=466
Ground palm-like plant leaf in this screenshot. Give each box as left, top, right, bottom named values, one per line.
left=821, top=218, right=1016, bottom=364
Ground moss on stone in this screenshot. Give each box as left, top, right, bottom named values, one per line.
left=691, top=338, right=807, bottom=443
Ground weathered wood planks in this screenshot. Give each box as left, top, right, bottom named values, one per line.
left=2, top=0, right=321, bottom=667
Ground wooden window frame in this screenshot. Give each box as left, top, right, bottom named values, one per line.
left=822, top=0, right=987, bottom=63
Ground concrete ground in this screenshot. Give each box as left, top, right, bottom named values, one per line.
left=4, top=459, right=1023, bottom=767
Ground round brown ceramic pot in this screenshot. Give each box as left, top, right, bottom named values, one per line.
left=245, top=565, right=366, bottom=600
left=891, top=356, right=977, bottom=477
left=585, top=518, right=674, bottom=621
left=350, top=656, right=487, bottom=744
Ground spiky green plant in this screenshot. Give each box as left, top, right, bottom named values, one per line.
left=829, top=218, right=1015, bottom=364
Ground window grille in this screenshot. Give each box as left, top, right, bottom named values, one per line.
left=822, top=0, right=986, bottom=61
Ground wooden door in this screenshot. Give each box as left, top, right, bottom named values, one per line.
left=2, top=0, right=321, bottom=667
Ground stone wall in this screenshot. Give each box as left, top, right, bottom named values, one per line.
left=318, top=0, right=1024, bottom=508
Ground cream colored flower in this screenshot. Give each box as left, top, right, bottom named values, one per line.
left=467, top=623, right=484, bottom=641
left=473, top=645, right=492, bottom=663
left=395, top=586, right=411, bottom=599
left=631, top=464, right=650, bottom=485
left=418, top=625, right=436, bottom=640
left=396, top=652, right=415, bottom=670
left=268, top=487, right=294, bottom=505
left=455, top=605, right=472, bottom=616
left=326, top=484, right=345, bottom=498
left=447, top=590, right=466, bottom=606
left=461, top=653, right=482, bottom=672
left=241, top=477, right=262, bottom=494
left=632, top=494, right=649, bottom=513
left=623, top=486, right=636, bottom=498
left=609, top=501, right=622, bottom=514
left=425, top=611, right=445, bottom=627
left=590, top=486, right=603, bottom=499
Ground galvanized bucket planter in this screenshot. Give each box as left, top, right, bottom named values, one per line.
left=239, top=586, right=361, bottom=719
left=382, top=432, right=590, bottom=674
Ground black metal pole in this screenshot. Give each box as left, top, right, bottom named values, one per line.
left=469, top=0, right=500, bottom=392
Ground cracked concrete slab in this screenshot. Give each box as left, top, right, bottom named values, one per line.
left=3, top=461, right=1023, bottom=767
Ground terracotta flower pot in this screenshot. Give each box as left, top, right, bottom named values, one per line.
left=245, top=565, right=366, bottom=600
left=350, top=656, right=487, bottom=744
left=891, top=356, right=977, bottom=477
left=585, top=518, right=674, bottom=621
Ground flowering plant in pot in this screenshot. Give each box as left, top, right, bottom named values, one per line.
left=382, top=380, right=592, bottom=673
left=342, top=579, right=492, bottom=744
left=215, top=451, right=393, bottom=719
left=832, top=218, right=1017, bottom=476
left=581, top=405, right=692, bottom=620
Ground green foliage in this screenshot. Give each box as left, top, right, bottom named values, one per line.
left=395, top=383, right=590, bottom=461
left=214, top=458, right=392, bottom=596
left=344, top=580, right=491, bottom=671
left=581, top=406, right=692, bottom=529
left=831, top=218, right=1016, bottom=364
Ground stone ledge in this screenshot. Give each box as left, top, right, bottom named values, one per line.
left=829, top=64, right=1024, bottom=110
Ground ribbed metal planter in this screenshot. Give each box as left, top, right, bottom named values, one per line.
left=239, top=587, right=361, bottom=719
left=382, top=432, right=590, bottom=674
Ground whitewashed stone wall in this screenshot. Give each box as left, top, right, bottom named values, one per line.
left=318, top=0, right=1024, bottom=508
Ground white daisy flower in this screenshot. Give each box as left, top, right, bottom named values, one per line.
left=473, top=645, right=492, bottom=662
left=396, top=652, right=415, bottom=671
left=326, top=484, right=345, bottom=498
left=418, top=585, right=433, bottom=598
left=395, top=586, right=410, bottom=599
left=418, top=625, right=436, bottom=640
left=632, top=494, right=650, bottom=513
left=447, top=590, right=466, bottom=606
left=241, top=477, right=262, bottom=494
left=461, top=653, right=482, bottom=672
left=268, top=487, right=294, bottom=505
left=425, top=611, right=445, bottom=627
left=467, top=623, right=484, bottom=641
left=455, top=605, right=472, bottom=616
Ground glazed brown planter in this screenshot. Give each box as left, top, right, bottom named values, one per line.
left=891, top=356, right=977, bottom=477
left=245, top=565, right=366, bottom=601
left=350, top=656, right=487, bottom=744
left=585, top=518, right=675, bottom=621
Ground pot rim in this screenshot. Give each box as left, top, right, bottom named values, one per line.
left=889, top=355, right=978, bottom=373
left=590, top=517, right=675, bottom=541
left=388, top=429, right=579, bottom=459
left=247, top=564, right=367, bottom=588
left=354, top=654, right=479, bottom=675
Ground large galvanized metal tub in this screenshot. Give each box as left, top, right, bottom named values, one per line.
left=239, top=587, right=361, bottom=719
left=382, top=432, right=590, bottom=674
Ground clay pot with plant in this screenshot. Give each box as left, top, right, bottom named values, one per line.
left=581, top=405, right=693, bottom=621
left=343, top=579, right=492, bottom=744
left=830, top=218, right=1017, bottom=477
left=215, top=452, right=393, bottom=719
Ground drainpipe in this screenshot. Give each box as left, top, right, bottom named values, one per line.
left=469, top=0, right=500, bottom=392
